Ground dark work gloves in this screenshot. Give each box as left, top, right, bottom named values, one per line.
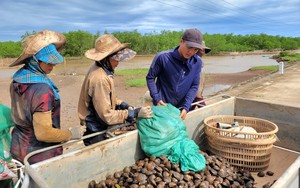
left=126, top=108, right=141, bottom=123
left=116, top=101, right=134, bottom=110
left=119, top=101, right=130, bottom=109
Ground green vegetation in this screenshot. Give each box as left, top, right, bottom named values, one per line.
left=115, top=68, right=148, bottom=88
left=1, top=30, right=300, bottom=58
left=115, top=68, right=148, bottom=77
left=0, top=41, right=22, bottom=58
left=126, top=78, right=147, bottom=87
left=278, top=51, right=300, bottom=64
left=250, top=52, right=300, bottom=71
left=250, top=66, right=278, bottom=71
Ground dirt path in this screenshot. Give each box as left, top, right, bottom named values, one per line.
left=222, top=62, right=300, bottom=107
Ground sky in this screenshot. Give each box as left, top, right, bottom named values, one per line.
left=0, top=0, right=299, bottom=42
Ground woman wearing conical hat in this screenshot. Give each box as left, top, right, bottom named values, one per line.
left=78, top=34, right=152, bottom=146
left=9, top=30, right=86, bottom=164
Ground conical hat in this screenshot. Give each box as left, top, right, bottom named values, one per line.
left=9, top=30, right=66, bottom=67
left=85, top=34, right=129, bottom=61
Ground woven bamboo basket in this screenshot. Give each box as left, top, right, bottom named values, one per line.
left=204, top=115, right=278, bottom=172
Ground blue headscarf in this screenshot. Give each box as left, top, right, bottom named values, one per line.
left=13, top=45, right=62, bottom=99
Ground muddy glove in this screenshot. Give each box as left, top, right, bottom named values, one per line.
left=137, top=106, right=152, bottom=118
left=126, top=106, right=152, bottom=122
left=69, top=126, right=86, bottom=139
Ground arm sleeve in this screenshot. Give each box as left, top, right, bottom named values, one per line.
left=33, top=111, right=72, bottom=142
left=146, top=54, right=163, bottom=105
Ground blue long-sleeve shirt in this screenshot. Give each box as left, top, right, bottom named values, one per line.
left=146, top=46, right=202, bottom=112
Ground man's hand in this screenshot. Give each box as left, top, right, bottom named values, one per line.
left=180, top=109, right=187, bottom=120
left=157, top=100, right=166, bottom=106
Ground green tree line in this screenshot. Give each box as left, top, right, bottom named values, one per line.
left=0, top=30, right=299, bottom=58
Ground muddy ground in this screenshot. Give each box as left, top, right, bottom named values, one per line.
left=0, top=69, right=270, bottom=129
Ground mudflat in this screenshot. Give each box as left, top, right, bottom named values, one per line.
left=0, top=68, right=273, bottom=129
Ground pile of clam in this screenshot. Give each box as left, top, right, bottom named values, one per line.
left=88, top=151, right=255, bottom=188
left=117, top=124, right=137, bottom=132
left=105, top=124, right=137, bottom=138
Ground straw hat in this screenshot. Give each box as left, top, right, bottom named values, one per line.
left=85, top=34, right=130, bottom=61
left=9, top=30, right=66, bottom=67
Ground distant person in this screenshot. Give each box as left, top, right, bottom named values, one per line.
left=190, top=41, right=211, bottom=110
left=146, top=28, right=204, bottom=120
left=78, top=34, right=152, bottom=146
left=9, top=30, right=86, bottom=164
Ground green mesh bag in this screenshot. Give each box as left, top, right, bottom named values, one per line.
left=138, top=104, right=206, bottom=172
left=0, top=104, right=15, bottom=161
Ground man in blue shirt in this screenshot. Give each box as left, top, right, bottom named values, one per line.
left=146, top=28, right=204, bottom=120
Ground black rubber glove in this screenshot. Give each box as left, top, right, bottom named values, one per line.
left=126, top=108, right=141, bottom=122
left=116, top=101, right=134, bottom=110
left=120, top=101, right=129, bottom=109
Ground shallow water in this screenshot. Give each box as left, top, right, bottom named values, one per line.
left=0, top=53, right=279, bottom=78
left=115, top=54, right=279, bottom=74
left=203, top=84, right=231, bottom=96
left=203, top=54, right=278, bottom=73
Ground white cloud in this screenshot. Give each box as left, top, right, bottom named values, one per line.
left=0, top=0, right=299, bottom=41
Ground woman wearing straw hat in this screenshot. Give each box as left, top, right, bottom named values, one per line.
left=9, top=30, right=86, bottom=164
left=78, top=34, right=152, bottom=146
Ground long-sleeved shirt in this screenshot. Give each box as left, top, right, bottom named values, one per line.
left=78, top=62, right=132, bottom=133
left=146, top=46, right=202, bottom=112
